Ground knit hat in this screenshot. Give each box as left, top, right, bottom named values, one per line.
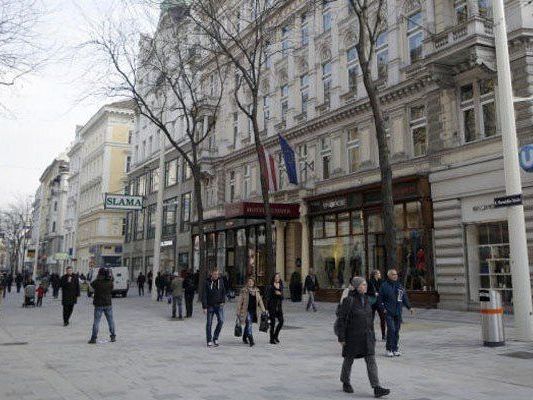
left=351, top=276, right=366, bottom=290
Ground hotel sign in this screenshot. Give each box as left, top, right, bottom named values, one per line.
left=104, top=194, right=143, bottom=210
left=225, top=202, right=300, bottom=219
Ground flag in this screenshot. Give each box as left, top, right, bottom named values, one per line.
left=258, top=145, right=278, bottom=191
left=278, top=134, right=298, bottom=185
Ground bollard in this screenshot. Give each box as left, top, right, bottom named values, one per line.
left=479, top=289, right=505, bottom=347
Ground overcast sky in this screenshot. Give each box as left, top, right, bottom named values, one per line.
left=0, top=0, right=156, bottom=208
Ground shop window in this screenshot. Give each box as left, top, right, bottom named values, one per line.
left=325, top=214, right=337, bottom=237
left=410, top=105, right=427, bottom=157
left=322, top=61, right=332, bottom=106
left=406, top=201, right=422, bottom=228
left=367, top=213, right=383, bottom=233
left=407, top=11, right=423, bottom=64
left=394, top=204, right=405, bottom=229
left=163, top=198, right=177, bottom=236
left=216, top=232, right=226, bottom=271
left=347, top=128, right=360, bottom=173
left=313, top=216, right=325, bottom=238
left=338, top=212, right=350, bottom=236
left=135, top=209, right=144, bottom=240
left=376, top=31, right=388, bottom=81
left=351, top=211, right=363, bottom=234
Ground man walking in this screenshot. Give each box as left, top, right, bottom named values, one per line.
left=155, top=272, right=163, bottom=301
left=88, top=268, right=116, bottom=344
left=170, top=272, right=184, bottom=319
left=59, top=266, right=80, bottom=326
left=379, top=269, right=414, bottom=357
left=6, top=273, right=13, bottom=293
left=202, top=269, right=226, bottom=347
left=304, top=268, right=319, bottom=312
left=15, top=273, right=23, bottom=293
left=137, top=272, right=146, bottom=296
left=147, top=270, right=153, bottom=293
left=183, top=270, right=196, bottom=317
left=50, top=273, right=60, bottom=299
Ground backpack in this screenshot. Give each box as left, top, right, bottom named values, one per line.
left=333, top=295, right=354, bottom=338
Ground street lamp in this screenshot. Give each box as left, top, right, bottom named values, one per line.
left=493, top=0, right=533, bottom=340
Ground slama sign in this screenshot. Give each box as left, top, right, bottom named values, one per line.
left=104, top=194, right=143, bottom=210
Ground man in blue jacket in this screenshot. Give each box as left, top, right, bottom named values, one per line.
left=379, top=269, right=414, bottom=357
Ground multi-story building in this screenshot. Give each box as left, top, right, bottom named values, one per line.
left=65, top=126, right=83, bottom=270
left=76, top=101, right=135, bottom=273
left=124, top=0, right=533, bottom=311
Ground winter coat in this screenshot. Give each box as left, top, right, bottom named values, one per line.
left=170, top=276, right=184, bottom=296
left=379, top=279, right=411, bottom=320
left=236, top=286, right=266, bottom=324
left=337, top=292, right=376, bottom=359
left=304, top=274, right=319, bottom=292
left=91, top=277, right=114, bottom=307
left=267, top=282, right=284, bottom=313
left=201, top=278, right=227, bottom=309
left=183, top=275, right=196, bottom=295
left=137, top=275, right=146, bottom=285
left=60, top=274, right=80, bottom=306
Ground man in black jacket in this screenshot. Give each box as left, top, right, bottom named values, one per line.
left=202, top=268, right=226, bottom=347
left=137, top=272, right=146, bottom=296
left=88, top=268, right=116, bottom=344
left=60, top=267, right=80, bottom=326
left=183, top=270, right=196, bottom=318
left=304, top=268, right=319, bottom=312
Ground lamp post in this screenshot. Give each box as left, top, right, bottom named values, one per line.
left=493, top=0, right=533, bottom=340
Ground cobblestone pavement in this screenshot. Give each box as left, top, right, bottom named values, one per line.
left=0, top=289, right=532, bottom=400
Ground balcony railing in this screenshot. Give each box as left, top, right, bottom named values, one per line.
left=428, top=17, right=494, bottom=55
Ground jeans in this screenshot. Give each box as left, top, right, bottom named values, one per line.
left=91, top=306, right=116, bottom=339
left=341, top=355, right=380, bottom=388
left=269, top=309, right=284, bottom=340
left=138, top=284, right=144, bottom=296
left=306, top=291, right=317, bottom=311
left=63, top=304, right=74, bottom=324
left=172, top=295, right=183, bottom=318
left=244, top=312, right=253, bottom=337
left=206, top=305, right=224, bottom=343
left=385, top=314, right=402, bottom=352
left=185, top=292, right=194, bottom=317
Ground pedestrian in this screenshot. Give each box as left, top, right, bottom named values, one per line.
left=170, top=272, right=184, bottom=319
left=6, top=273, right=13, bottom=293
left=50, top=273, right=60, bottom=298
left=1, top=273, right=6, bottom=299
left=147, top=270, right=153, bottom=293
left=137, top=272, right=146, bottom=296
left=236, top=276, right=266, bottom=347
left=368, top=270, right=386, bottom=341
left=165, top=274, right=172, bottom=303
left=336, top=276, right=390, bottom=398
left=88, top=268, right=116, bottom=344
left=36, top=284, right=45, bottom=307
left=155, top=272, right=163, bottom=301
left=304, top=268, right=319, bottom=312
left=289, top=259, right=303, bottom=302
left=183, top=269, right=196, bottom=317
left=0, top=274, right=5, bottom=307
left=202, top=268, right=227, bottom=347
left=266, top=272, right=284, bottom=344
left=379, top=269, right=414, bottom=357
left=15, top=273, right=23, bottom=293
left=59, top=266, right=80, bottom=326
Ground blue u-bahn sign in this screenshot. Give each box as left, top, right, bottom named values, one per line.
left=519, top=144, right=533, bottom=172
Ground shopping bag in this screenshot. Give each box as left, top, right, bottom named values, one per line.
left=259, top=312, right=269, bottom=332
left=234, top=317, right=243, bottom=337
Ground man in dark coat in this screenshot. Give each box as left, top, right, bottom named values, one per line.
left=147, top=270, right=153, bottom=293
left=337, top=277, right=390, bottom=398
left=50, top=273, right=61, bottom=298
left=88, top=268, right=116, bottom=344
left=304, top=268, right=319, bottom=311
left=59, top=267, right=80, bottom=326
left=15, top=273, right=23, bottom=293
left=379, top=269, right=414, bottom=357
left=5, top=273, right=13, bottom=293
left=183, top=270, right=196, bottom=318
left=137, top=272, right=146, bottom=296
left=155, top=272, right=163, bottom=301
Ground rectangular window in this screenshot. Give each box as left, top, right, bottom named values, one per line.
left=278, top=152, right=285, bottom=189
left=407, top=11, right=423, bottom=64
left=480, top=78, right=496, bottom=138
left=281, top=84, right=289, bottom=123
left=347, top=128, right=360, bottom=172
left=410, top=105, right=427, bottom=157
left=165, top=159, right=177, bottom=187
left=229, top=171, right=236, bottom=202
left=163, top=198, right=177, bottom=236
left=180, top=192, right=191, bottom=232
left=147, top=204, right=156, bottom=239
left=455, top=0, right=468, bottom=24
left=322, top=1, right=332, bottom=32
left=300, top=74, right=309, bottom=118
left=281, top=25, right=291, bottom=56
left=298, top=143, right=308, bottom=182
left=182, top=159, right=192, bottom=181
left=322, top=61, right=332, bottom=106
left=376, top=32, right=388, bottom=80
left=148, top=135, right=153, bottom=155
left=461, top=80, right=496, bottom=143
left=233, top=112, right=238, bottom=148
left=263, top=96, right=270, bottom=129
left=247, top=104, right=253, bottom=137
left=135, top=209, right=144, bottom=240
left=126, top=156, right=131, bottom=173
left=243, top=165, right=251, bottom=198
left=347, top=46, right=358, bottom=95
left=150, top=168, right=159, bottom=193
left=478, top=0, right=493, bottom=19
left=321, top=137, right=331, bottom=180
left=301, top=14, right=309, bottom=46
left=138, top=174, right=146, bottom=196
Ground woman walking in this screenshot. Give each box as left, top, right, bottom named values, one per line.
left=236, top=277, right=266, bottom=347
left=267, top=273, right=284, bottom=344
left=336, top=277, right=390, bottom=398
left=368, top=270, right=386, bottom=341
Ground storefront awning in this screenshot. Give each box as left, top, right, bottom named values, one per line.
left=224, top=202, right=300, bottom=219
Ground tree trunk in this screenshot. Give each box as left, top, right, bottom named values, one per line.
left=192, top=164, right=207, bottom=302
left=358, top=55, right=397, bottom=270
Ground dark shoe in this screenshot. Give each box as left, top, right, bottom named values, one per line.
left=270, top=338, right=277, bottom=344
left=88, top=338, right=96, bottom=344
left=274, top=337, right=280, bottom=344
left=374, top=387, right=390, bottom=398
left=242, top=333, right=248, bottom=344
left=249, top=335, right=255, bottom=347
left=343, top=383, right=354, bottom=393
left=110, top=335, right=116, bottom=342
left=63, top=322, right=69, bottom=326
left=213, top=340, right=219, bottom=347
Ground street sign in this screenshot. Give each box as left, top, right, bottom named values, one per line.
left=494, top=194, right=523, bottom=208
left=104, top=194, right=143, bottom=210
left=519, top=144, right=533, bottom=172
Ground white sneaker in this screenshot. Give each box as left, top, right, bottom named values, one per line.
left=393, top=351, right=402, bottom=357
left=207, top=342, right=214, bottom=347
left=386, top=351, right=395, bottom=357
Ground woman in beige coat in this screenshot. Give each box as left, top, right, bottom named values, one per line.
left=237, top=277, right=266, bottom=347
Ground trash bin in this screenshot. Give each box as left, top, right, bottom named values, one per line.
left=479, top=289, right=505, bottom=347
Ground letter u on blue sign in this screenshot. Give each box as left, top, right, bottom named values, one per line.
left=519, top=144, right=533, bottom=172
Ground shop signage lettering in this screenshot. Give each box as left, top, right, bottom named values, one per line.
left=160, top=240, right=173, bottom=247
left=309, top=197, right=348, bottom=212
left=225, top=202, right=300, bottom=219
left=473, top=204, right=495, bottom=212
left=104, top=194, right=143, bottom=210
left=494, top=194, right=523, bottom=208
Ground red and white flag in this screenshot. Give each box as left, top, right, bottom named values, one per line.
left=258, top=145, right=278, bottom=191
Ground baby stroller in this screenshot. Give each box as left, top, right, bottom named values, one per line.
left=23, top=284, right=36, bottom=307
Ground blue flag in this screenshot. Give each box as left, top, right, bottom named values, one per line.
left=279, top=134, right=298, bottom=185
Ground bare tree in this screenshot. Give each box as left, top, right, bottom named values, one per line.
left=87, top=3, right=224, bottom=296
left=189, top=0, right=285, bottom=281
left=0, top=195, right=33, bottom=274
left=0, top=0, right=46, bottom=87
left=345, top=0, right=397, bottom=268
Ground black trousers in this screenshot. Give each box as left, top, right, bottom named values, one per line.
left=148, top=282, right=152, bottom=293
left=16, top=284, right=21, bottom=293
left=185, top=292, right=194, bottom=317
left=269, top=309, right=284, bottom=340
left=63, top=304, right=75, bottom=324
left=138, top=284, right=144, bottom=296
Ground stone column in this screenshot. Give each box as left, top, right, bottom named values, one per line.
left=275, top=221, right=286, bottom=277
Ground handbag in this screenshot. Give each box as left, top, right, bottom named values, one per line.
left=234, top=317, right=243, bottom=337
left=259, top=312, right=269, bottom=332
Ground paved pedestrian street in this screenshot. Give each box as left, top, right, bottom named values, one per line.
left=0, top=292, right=532, bottom=400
